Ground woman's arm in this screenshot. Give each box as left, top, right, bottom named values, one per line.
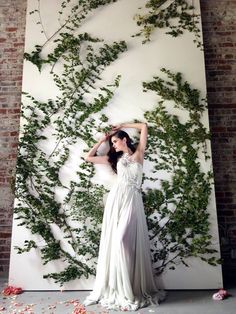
left=112, top=122, right=148, bottom=163
left=85, top=134, right=109, bottom=164
left=113, top=122, right=148, bottom=152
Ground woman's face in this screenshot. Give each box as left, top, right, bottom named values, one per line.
left=111, top=136, right=126, bottom=152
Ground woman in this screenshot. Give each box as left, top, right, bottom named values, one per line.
left=83, top=122, right=165, bottom=311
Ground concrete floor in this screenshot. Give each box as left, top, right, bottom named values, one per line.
left=0, top=276, right=235, bottom=314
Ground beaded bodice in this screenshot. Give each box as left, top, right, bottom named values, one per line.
left=116, top=153, right=143, bottom=191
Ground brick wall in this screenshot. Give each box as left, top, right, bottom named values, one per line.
left=0, top=0, right=236, bottom=277
left=0, top=0, right=27, bottom=273
left=200, top=0, right=236, bottom=277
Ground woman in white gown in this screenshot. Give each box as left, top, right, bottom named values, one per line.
left=84, top=122, right=165, bottom=311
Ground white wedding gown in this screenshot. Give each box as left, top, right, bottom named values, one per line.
left=84, top=153, right=165, bottom=311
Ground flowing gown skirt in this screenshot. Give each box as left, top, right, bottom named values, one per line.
left=84, top=155, right=165, bottom=310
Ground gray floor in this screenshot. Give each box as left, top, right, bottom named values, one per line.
left=0, top=276, right=235, bottom=314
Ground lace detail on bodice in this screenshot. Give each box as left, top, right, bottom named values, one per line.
left=117, top=153, right=143, bottom=192
left=119, top=153, right=137, bottom=167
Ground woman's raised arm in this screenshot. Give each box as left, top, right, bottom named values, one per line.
left=112, top=122, right=148, bottom=163
left=85, top=134, right=109, bottom=164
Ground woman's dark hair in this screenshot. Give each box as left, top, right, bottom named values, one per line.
left=107, top=130, right=136, bottom=173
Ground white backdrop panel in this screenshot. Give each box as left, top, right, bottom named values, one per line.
left=9, top=0, right=223, bottom=290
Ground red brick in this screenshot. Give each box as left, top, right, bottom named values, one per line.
left=217, top=198, right=233, bottom=204
left=0, top=232, right=11, bottom=239
left=13, top=42, right=24, bottom=47
left=218, top=210, right=234, bottom=216
left=225, top=54, right=234, bottom=59
left=0, top=246, right=10, bottom=251
left=3, top=48, right=17, bottom=53
left=0, top=259, right=11, bottom=265
left=10, top=131, right=18, bottom=136
left=217, top=65, right=232, bottom=70
left=0, top=252, right=10, bottom=259
left=5, top=27, right=17, bottom=32
left=211, top=127, right=227, bottom=132
left=219, top=42, right=234, bottom=47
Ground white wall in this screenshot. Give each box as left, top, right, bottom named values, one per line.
left=9, top=0, right=223, bottom=290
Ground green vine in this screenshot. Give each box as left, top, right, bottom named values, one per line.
left=142, top=68, right=219, bottom=273
left=26, top=0, right=120, bottom=71
left=134, top=0, right=202, bottom=48
left=15, top=0, right=127, bottom=285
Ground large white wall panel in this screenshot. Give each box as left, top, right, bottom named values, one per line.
left=9, top=0, right=223, bottom=290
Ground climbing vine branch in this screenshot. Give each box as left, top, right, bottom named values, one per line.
left=134, top=0, right=202, bottom=48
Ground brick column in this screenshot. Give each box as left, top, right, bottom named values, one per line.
left=0, top=0, right=27, bottom=274
left=200, top=0, right=236, bottom=278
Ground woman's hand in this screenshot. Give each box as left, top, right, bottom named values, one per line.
left=85, top=132, right=110, bottom=165
left=99, top=132, right=110, bottom=143
left=111, top=124, right=122, bottom=132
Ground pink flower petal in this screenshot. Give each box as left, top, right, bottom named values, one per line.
left=212, top=292, right=224, bottom=300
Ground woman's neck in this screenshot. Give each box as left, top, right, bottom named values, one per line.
left=123, top=148, right=133, bottom=155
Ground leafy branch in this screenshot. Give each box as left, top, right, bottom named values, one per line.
left=134, top=0, right=202, bottom=48
left=143, top=68, right=219, bottom=273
